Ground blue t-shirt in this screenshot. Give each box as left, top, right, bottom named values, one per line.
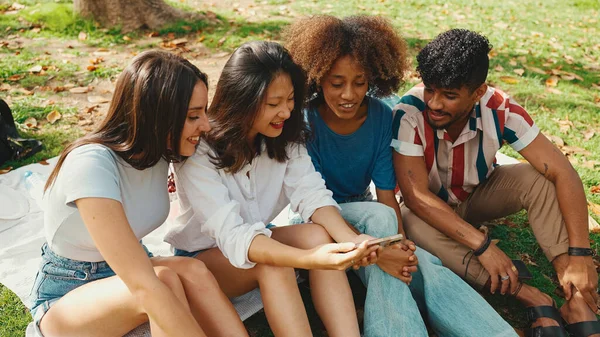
left=306, top=97, right=396, bottom=203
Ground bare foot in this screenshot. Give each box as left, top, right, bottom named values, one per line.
left=560, top=290, right=600, bottom=337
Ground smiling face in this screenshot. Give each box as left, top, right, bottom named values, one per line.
left=320, top=55, right=369, bottom=120
left=179, top=81, right=210, bottom=156
left=247, top=72, right=295, bottom=142
left=423, top=83, right=486, bottom=132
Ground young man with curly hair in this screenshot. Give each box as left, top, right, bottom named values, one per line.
left=394, top=28, right=599, bottom=337
left=285, top=16, right=517, bottom=337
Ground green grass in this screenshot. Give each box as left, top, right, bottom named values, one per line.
left=0, top=50, right=80, bottom=88
left=0, top=0, right=599, bottom=335
left=0, top=284, right=32, bottom=337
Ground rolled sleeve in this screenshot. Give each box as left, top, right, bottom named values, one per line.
left=502, top=98, right=539, bottom=152
left=283, top=144, right=339, bottom=222
left=203, top=201, right=272, bottom=269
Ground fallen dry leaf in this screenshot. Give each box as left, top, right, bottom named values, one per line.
left=23, top=117, right=37, bottom=128
left=87, top=96, right=110, bottom=104
left=561, top=74, right=575, bottom=81
left=28, top=65, right=42, bottom=73
left=582, top=160, right=600, bottom=169
left=526, top=66, right=547, bottom=75
left=0, top=83, right=11, bottom=91
left=584, top=130, right=595, bottom=141
left=0, top=166, right=13, bottom=174
left=494, top=65, right=504, bottom=72
left=545, top=133, right=565, bottom=147
left=46, top=110, right=61, bottom=124
left=123, top=35, right=131, bottom=41
left=546, top=75, right=559, bottom=87
left=591, top=185, right=600, bottom=194
left=69, top=86, right=90, bottom=94
left=78, top=31, right=87, bottom=41
left=514, top=68, right=525, bottom=76
left=8, top=74, right=22, bottom=81
left=38, top=159, right=49, bottom=165
left=561, top=145, right=591, bottom=156
left=589, top=202, right=600, bottom=216
left=500, top=76, right=519, bottom=84
left=509, top=60, right=518, bottom=66
left=520, top=253, right=538, bottom=266
left=546, top=87, right=563, bottom=95
left=87, top=65, right=97, bottom=71
left=172, top=38, right=188, bottom=45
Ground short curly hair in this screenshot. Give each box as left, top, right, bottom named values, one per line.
left=284, top=15, right=408, bottom=99
left=417, top=29, right=492, bottom=92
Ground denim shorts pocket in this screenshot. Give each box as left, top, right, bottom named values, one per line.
left=41, top=261, right=88, bottom=281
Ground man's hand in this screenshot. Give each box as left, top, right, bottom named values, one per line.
left=560, top=256, right=598, bottom=312
left=476, top=244, right=518, bottom=295
left=351, top=234, right=381, bottom=268
left=376, top=244, right=418, bottom=284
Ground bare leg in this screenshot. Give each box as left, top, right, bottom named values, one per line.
left=272, top=224, right=361, bottom=337
left=39, top=266, right=198, bottom=337
left=151, top=256, right=248, bottom=337
left=195, top=247, right=312, bottom=337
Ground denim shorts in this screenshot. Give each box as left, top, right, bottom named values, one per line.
left=28, top=243, right=153, bottom=335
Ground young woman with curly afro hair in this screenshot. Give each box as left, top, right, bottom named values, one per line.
left=285, top=15, right=517, bottom=337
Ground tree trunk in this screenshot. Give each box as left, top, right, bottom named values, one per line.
left=73, top=0, right=197, bottom=33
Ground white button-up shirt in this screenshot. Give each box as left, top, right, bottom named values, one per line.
left=164, top=140, right=339, bottom=269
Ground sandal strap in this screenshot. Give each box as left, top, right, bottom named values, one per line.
left=526, top=326, right=568, bottom=337
left=566, top=321, right=600, bottom=337
left=526, top=305, right=563, bottom=325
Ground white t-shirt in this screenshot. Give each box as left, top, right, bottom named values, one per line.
left=44, top=144, right=170, bottom=262
left=164, top=140, right=339, bottom=269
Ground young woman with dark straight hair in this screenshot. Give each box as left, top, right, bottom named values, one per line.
left=166, top=41, right=380, bottom=337
left=29, top=50, right=248, bottom=337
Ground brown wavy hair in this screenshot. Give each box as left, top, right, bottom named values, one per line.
left=284, top=15, right=409, bottom=100
left=206, top=41, right=308, bottom=173
left=45, top=50, right=208, bottom=191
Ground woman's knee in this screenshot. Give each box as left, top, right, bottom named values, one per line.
left=154, top=266, right=184, bottom=291
left=296, top=224, right=335, bottom=248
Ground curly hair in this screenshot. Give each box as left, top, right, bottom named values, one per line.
left=284, top=15, right=408, bottom=99
left=417, top=29, right=492, bottom=92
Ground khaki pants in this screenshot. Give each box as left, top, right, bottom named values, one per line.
left=402, top=163, right=570, bottom=289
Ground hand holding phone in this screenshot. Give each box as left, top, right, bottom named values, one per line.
left=356, top=233, right=404, bottom=249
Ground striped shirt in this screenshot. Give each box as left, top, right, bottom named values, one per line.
left=391, top=84, right=539, bottom=206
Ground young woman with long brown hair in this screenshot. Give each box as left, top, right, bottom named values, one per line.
left=28, top=50, right=248, bottom=337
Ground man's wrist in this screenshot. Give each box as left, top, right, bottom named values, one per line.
left=568, top=247, right=595, bottom=256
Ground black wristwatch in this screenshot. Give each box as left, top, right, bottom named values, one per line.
left=568, top=247, right=595, bottom=256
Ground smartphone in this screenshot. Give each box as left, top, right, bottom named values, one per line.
left=512, top=259, right=533, bottom=280
left=357, top=234, right=404, bottom=249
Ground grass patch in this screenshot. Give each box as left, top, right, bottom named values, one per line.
left=0, top=50, right=79, bottom=88
left=0, top=284, right=31, bottom=337
left=0, top=2, right=129, bottom=47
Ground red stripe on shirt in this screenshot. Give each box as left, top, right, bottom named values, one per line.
left=486, top=91, right=504, bottom=110
left=509, top=102, right=534, bottom=126
left=423, top=118, right=435, bottom=173
left=450, top=143, right=470, bottom=201
left=414, top=126, right=422, bottom=145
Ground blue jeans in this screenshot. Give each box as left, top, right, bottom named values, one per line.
left=339, top=201, right=517, bottom=337
left=28, top=243, right=153, bottom=335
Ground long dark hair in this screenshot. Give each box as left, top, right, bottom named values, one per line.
left=206, top=41, right=308, bottom=173
left=45, top=50, right=208, bottom=191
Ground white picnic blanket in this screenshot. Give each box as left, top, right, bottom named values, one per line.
left=0, top=157, right=272, bottom=337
